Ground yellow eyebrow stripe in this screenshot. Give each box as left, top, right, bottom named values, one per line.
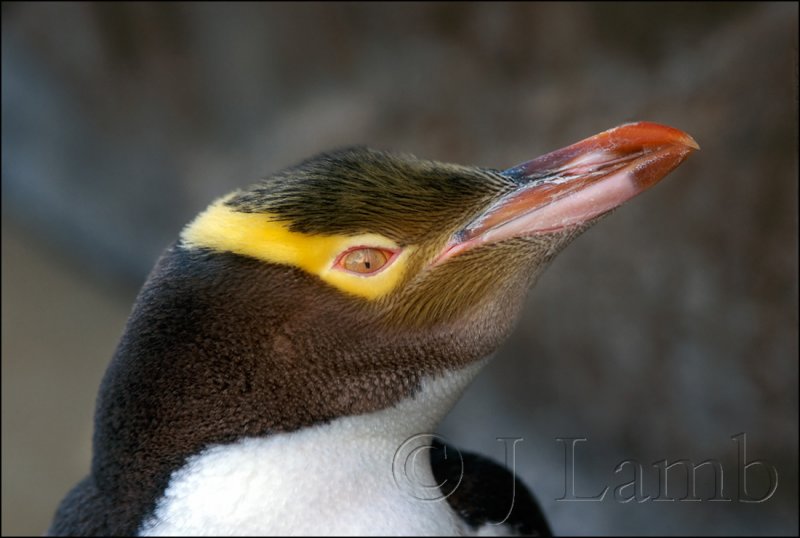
left=180, top=197, right=412, bottom=300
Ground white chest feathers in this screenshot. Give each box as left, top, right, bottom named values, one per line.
left=139, top=361, right=488, bottom=536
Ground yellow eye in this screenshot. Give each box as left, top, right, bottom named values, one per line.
left=336, top=247, right=396, bottom=275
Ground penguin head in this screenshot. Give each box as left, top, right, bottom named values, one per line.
left=179, top=122, right=697, bottom=364
left=106, top=121, right=699, bottom=439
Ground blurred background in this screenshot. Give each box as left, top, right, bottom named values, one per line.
left=2, top=2, right=797, bottom=535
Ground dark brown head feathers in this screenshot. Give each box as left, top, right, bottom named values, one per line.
left=226, top=147, right=515, bottom=244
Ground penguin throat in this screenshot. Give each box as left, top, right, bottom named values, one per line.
left=138, top=360, right=488, bottom=536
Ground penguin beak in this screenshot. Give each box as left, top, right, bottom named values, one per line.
left=435, top=122, right=699, bottom=264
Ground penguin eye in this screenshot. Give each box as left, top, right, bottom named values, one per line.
left=336, top=247, right=395, bottom=275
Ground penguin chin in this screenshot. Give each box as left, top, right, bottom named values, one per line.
left=400, top=222, right=590, bottom=351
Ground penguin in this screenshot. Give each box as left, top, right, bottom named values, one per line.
left=48, top=122, right=697, bottom=536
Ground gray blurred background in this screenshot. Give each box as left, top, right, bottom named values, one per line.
left=2, top=2, right=797, bottom=536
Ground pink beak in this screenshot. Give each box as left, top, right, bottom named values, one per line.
left=436, top=121, right=699, bottom=264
